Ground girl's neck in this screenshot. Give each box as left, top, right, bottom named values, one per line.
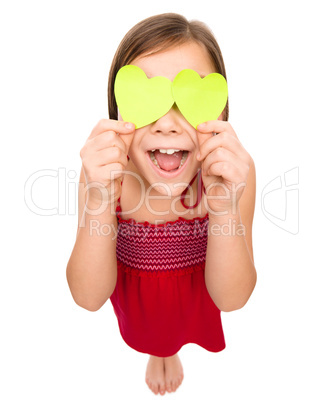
left=120, top=159, right=207, bottom=223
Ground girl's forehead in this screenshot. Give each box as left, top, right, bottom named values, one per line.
left=131, top=42, right=215, bottom=81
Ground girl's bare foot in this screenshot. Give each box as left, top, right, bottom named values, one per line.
left=145, top=355, right=166, bottom=395
left=164, top=353, right=184, bottom=393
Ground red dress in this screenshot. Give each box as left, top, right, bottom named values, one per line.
left=109, top=171, right=226, bottom=357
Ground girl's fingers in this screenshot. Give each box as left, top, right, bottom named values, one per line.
left=90, top=131, right=127, bottom=153
left=202, top=147, right=241, bottom=176
left=201, top=146, right=250, bottom=188
left=197, top=120, right=236, bottom=137
left=119, top=130, right=135, bottom=155
left=206, top=161, right=241, bottom=184
left=94, top=146, right=129, bottom=168
left=89, top=119, right=135, bottom=139
left=86, top=121, right=136, bottom=157
left=198, top=132, right=250, bottom=165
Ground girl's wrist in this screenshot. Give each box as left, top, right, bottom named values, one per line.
left=85, top=196, right=118, bottom=219
left=207, top=207, right=245, bottom=237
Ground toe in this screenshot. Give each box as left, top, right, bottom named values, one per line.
left=153, top=383, right=159, bottom=395
left=171, top=381, right=177, bottom=392
left=174, top=377, right=182, bottom=389
left=159, top=383, right=166, bottom=395
left=166, top=381, right=172, bottom=393
left=178, top=374, right=183, bottom=385
left=146, top=379, right=156, bottom=395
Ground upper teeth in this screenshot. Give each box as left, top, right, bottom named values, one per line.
left=151, top=149, right=181, bottom=154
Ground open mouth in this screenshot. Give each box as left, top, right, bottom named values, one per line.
left=148, top=149, right=189, bottom=172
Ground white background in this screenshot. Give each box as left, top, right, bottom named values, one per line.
left=1, top=0, right=322, bottom=401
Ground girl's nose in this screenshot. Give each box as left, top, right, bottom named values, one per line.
left=150, top=105, right=184, bottom=135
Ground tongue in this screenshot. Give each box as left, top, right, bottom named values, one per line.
left=154, top=150, right=183, bottom=171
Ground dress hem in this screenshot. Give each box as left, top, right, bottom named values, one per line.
left=119, top=329, right=226, bottom=358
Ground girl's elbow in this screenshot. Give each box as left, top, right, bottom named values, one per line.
left=84, top=304, right=104, bottom=312
left=214, top=280, right=257, bottom=312
left=67, top=286, right=112, bottom=312
left=217, top=301, right=245, bottom=312
left=66, top=269, right=116, bottom=312
left=73, top=297, right=106, bottom=312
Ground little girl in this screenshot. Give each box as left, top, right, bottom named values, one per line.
left=66, top=13, right=257, bottom=396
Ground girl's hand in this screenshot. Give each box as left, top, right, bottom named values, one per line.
left=80, top=119, right=135, bottom=205
left=196, top=120, right=252, bottom=214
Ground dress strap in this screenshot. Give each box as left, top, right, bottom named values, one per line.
left=180, top=169, right=206, bottom=210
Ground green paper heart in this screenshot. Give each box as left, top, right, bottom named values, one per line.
left=114, top=65, right=174, bottom=129
left=172, top=69, right=228, bottom=128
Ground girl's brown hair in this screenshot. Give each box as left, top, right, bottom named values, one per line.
left=108, top=13, right=229, bottom=122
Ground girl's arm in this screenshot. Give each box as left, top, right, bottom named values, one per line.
left=197, top=120, right=257, bottom=312
left=66, top=166, right=118, bottom=311
left=66, top=119, right=135, bottom=311
left=204, top=158, right=257, bottom=312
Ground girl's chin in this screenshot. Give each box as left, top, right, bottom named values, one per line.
left=149, top=183, right=187, bottom=198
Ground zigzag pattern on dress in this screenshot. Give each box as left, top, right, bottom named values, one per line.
left=115, top=201, right=209, bottom=277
